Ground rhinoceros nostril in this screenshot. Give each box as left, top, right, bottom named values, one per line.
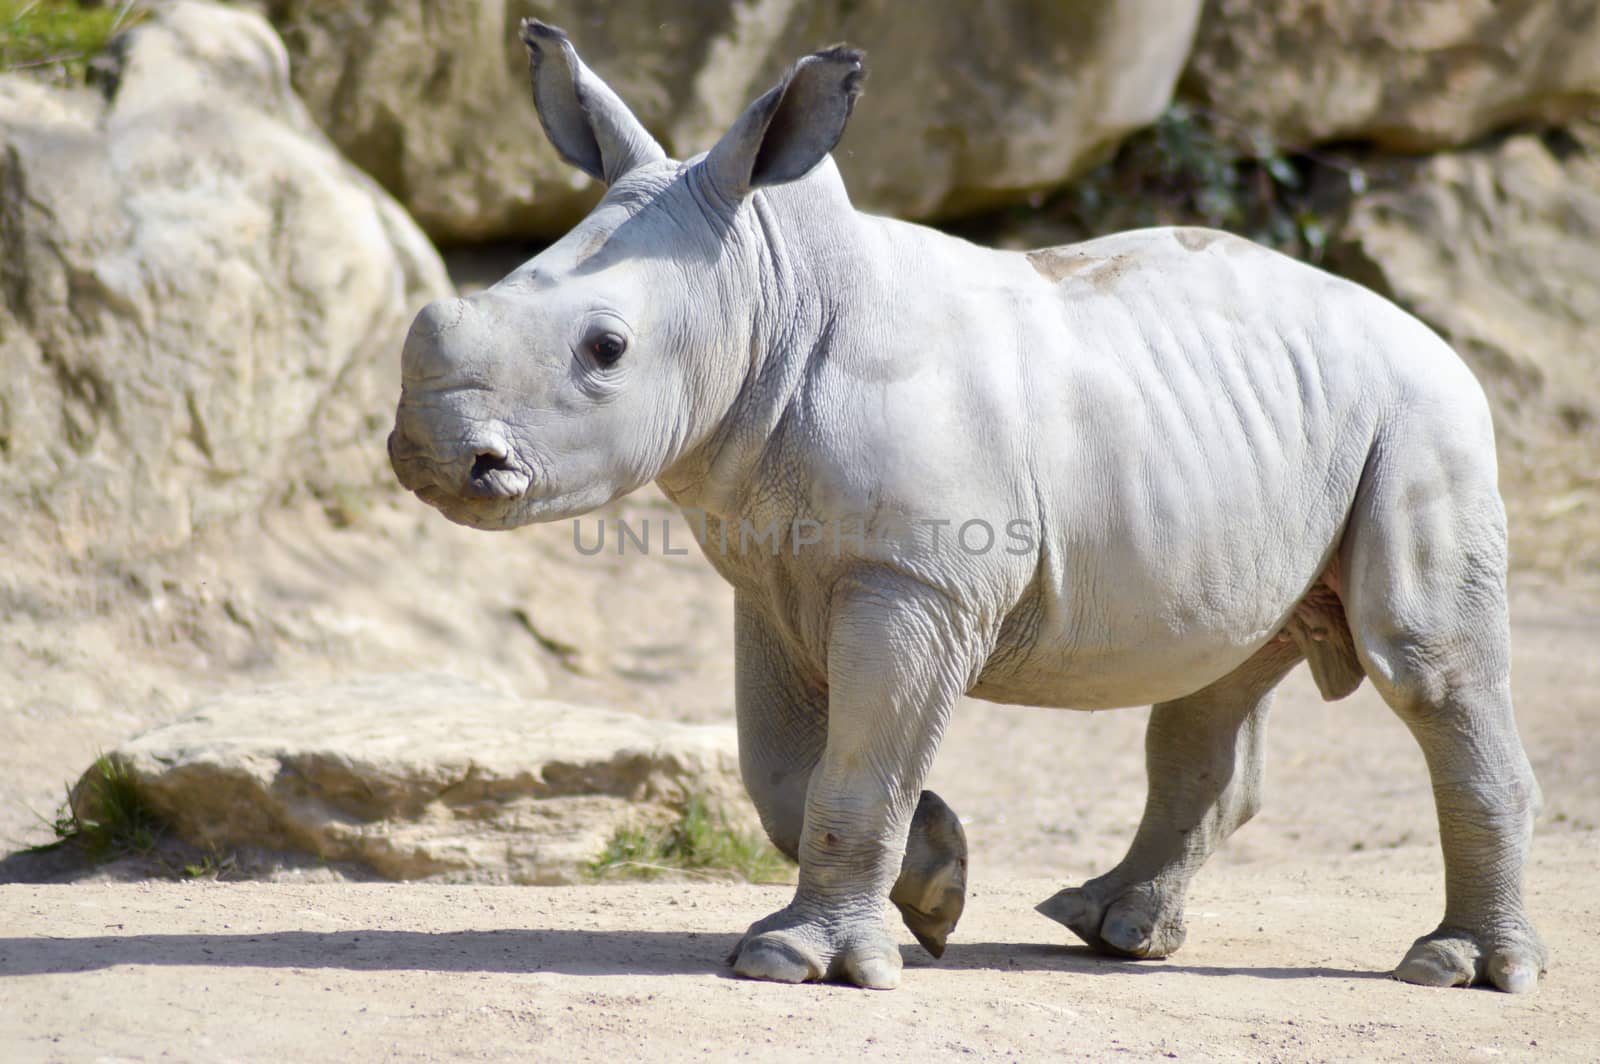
left=466, top=448, right=532, bottom=499
left=470, top=450, right=512, bottom=480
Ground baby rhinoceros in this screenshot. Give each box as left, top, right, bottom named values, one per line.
left=388, top=21, right=1547, bottom=993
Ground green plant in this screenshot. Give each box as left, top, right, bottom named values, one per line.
left=0, top=1, right=146, bottom=84
left=951, top=103, right=1364, bottom=267
left=29, top=754, right=165, bottom=860
left=183, top=850, right=237, bottom=879
left=587, top=795, right=793, bottom=883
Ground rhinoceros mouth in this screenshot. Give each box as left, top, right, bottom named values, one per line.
left=408, top=482, right=525, bottom=529
left=414, top=485, right=602, bottom=532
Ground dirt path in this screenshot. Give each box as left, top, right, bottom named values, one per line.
left=3, top=837, right=1596, bottom=1063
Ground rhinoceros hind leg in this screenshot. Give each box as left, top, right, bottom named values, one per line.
left=891, top=790, right=968, bottom=958
left=1340, top=415, right=1546, bottom=993
left=1370, top=678, right=1547, bottom=993
left=1036, top=877, right=1188, bottom=958
left=1038, top=647, right=1298, bottom=958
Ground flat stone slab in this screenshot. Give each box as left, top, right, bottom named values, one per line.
left=73, top=674, right=746, bottom=883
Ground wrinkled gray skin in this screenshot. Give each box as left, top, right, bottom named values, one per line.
left=389, top=21, right=1547, bottom=993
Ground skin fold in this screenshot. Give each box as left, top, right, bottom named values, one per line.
left=388, top=21, right=1547, bottom=993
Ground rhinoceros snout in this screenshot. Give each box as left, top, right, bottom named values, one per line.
left=388, top=421, right=532, bottom=504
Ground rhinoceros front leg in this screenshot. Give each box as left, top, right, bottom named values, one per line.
left=732, top=593, right=970, bottom=963
left=1038, top=649, right=1298, bottom=958
left=731, top=577, right=975, bottom=989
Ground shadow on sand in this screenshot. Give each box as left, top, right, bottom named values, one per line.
left=0, top=928, right=1389, bottom=984
left=926, top=941, right=1390, bottom=983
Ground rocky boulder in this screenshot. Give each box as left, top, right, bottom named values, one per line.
left=72, top=674, right=752, bottom=883
left=1184, top=0, right=1600, bottom=152
left=0, top=1, right=451, bottom=566
left=258, top=0, right=1201, bottom=241
left=1330, top=124, right=1600, bottom=575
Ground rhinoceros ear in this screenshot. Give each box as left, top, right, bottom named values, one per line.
left=699, top=45, right=865, bottom=205
left=521, top=20, right=666, bottom=185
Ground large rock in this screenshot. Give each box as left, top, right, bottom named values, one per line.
left=258, top=0, right=1201, bottom=240
left=73, top=674, right=752, bottom=883
left=1183, top=0, right=1600, bottom=152
left=0, top=2, right=451, bottom=566
left=1330, top=125, right=1600, bottom=575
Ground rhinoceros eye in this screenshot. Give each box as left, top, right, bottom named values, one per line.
left=588, top=331, right=627, bottom=365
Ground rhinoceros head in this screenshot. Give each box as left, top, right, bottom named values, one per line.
left=388, top=21, right=863, bottom=529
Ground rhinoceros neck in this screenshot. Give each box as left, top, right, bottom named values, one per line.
left=657, top=169, right=877, bottom=519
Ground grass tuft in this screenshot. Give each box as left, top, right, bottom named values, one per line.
left=0, top=1, right=147, bottom=84
left=29, top=754, right=165, bottom=860
left=587, top=795, right=793, bottom=884
left=182, top=851, right=237, bottom=879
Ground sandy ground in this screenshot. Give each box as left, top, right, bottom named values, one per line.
left=2, top=842, right=1596, bottom=1063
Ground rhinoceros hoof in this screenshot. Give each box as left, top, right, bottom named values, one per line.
left=891, top=790, right=968, bottom=960
left=730, top=906, right=902, bottom=989
left=1394, top=923, right=1547, bottom=994
left=1035, top=878, right=1187, bottom=959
